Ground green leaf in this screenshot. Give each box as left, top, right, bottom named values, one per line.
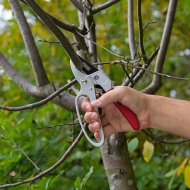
left=74, top=177, right=81, bottom=190
left=39, top=177, right=48, bottom=190
left=45, top=177, right=52, bottom=189
left=127, top=137, right=139, bottom=153
left=17, top=117, right=26, bottom=125
left=74, top=167, right=93, bottom=190
left=165, top=168, right=178, bottom=178
left=168, top=172, right=176, bottom=190
left=9, top=111, right=19, bottom=122
left=165, top=168, right=178, bottom=190
left=49, top=172, right=63, bottom=188
left=81, top=166, right=93, bottom=189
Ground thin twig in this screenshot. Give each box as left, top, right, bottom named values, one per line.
left=38, top=39, right=60, bottom=47
left=35, top=122, right=80, bottom=130
left=0, top=129, right=84, bottom=189
left=92, top=0, right=121, bottom=15
left=93, top=60, right=190, bottom=82
left=0, top=79, right=77, bottom=111
left=143, top=21, right=157, bottom=31
left=142, top=130, right=190, bottom=144
left=1, top=134, right=41, bottom=172
left=122, top=65, right=133, bottom=85
left=76, top=30, right=124, bottom=58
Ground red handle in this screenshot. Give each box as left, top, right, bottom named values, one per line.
left=113, top=102, right=140, bottom=130
left=107, top=88, right=140, bottom=130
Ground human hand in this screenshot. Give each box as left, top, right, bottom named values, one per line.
left=81, top=86, right=150, bottom=140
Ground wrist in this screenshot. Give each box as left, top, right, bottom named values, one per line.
left=146, top=94, right=156, bottom=130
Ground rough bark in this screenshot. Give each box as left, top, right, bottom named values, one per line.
left=101, top=133, right=137, bottom=190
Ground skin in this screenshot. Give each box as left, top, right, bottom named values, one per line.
left=81, top=86, right=190, bottom=140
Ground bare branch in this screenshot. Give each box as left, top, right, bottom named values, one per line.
left=137, top=0, right=147, bottom=63
left=0, top=52, right=77, bottom=112
left=122, top=63, right=141, bottom=86
left=0, top=79, right=77, bottom=111
left=127, top=46, right=160, bottom=87
left=21, top=0, right=77, bottom=32
left=46, top=13, right=77, bottom=32
left=128, top=0, right=136, bottom=59
left=143, top=0, right=178, bottom=94
left=1, top=134, right=41, bottom=172
left=86, top=17, right=97, bottom=62
left=24, top=0, right=83, bottom=70
left=76, top=31, right=124, bottom=58
left=35, top=122, right=79, bottom=130
left=92, top=0, right=121, bottom=15
left=70, top=0, right=83, bottom=13
left=143, top=21, right=157, bottom=31
left=93, top=60, right=190, bottom=82
left=9, top=0, right=50, bottom=87
left=0, top=129, right=84, bottom=189
left=142, top=130, right=190, bottom=144
left=0, top=52, right=41, bottom=97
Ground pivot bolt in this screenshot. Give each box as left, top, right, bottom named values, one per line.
left=82, top=79, right=87, bottom=84
left=94, top=75, right=99, bottom=80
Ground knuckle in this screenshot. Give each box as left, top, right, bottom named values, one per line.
left=84, top=112, right=92, bottom=123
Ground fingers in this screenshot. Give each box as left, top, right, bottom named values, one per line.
left=91, top=87, right=124, bottom=108
left=93, top=124, right=117, bottom=140
left=84, top=112, right=99, bottom=123
left=81, top=97, right=93, bottom=112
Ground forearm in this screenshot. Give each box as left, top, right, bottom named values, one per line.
left=149, top=95, right=190, bottom=138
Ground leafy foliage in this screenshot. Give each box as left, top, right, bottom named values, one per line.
left=0, top=0, right=190, bottom=189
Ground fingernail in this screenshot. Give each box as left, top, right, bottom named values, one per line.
left=91, top=113, right=98, bottom=120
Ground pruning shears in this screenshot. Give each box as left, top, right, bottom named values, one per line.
left=70, top=56, right=140, bottom=147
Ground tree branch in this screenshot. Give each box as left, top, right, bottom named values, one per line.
left=0, top=79, right=77, bottom=111
left=128, top=46, right=160, bottom=87
left=143, top=0, right=178, bottom=94
left=101, top=133, right=137, bottom=189
left=20, top=0, right=77, bottom=32
left=86, top=15, right=97, bottom=62
left=137, top=0, right=147, bottom=63
left=24, top=0, right=83, bottom=70
left=0, top=52, right=78, bottom=112
left=93, top=60, right=190, bottom=82
left=92, top=0, right=121, bottom=15
left=142, top=130, right=190, bottom=144
left=9, top=0, right=50, bottom=87
left=0, top=52, right=41, bottom=97
left=128, top=0, right=136, bottom=59
left=70, top=0, right=83, bottom=13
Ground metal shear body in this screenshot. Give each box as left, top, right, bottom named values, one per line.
left=70, top=56, right=140, bottom=147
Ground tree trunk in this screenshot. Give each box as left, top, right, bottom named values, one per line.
left=101, top=133, right=137, bottom=190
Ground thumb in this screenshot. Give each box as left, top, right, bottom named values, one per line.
left=91, top=87, right=124, bottom=108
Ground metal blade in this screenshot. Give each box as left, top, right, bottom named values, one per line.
left=78, top=56, right=98, bottom=75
